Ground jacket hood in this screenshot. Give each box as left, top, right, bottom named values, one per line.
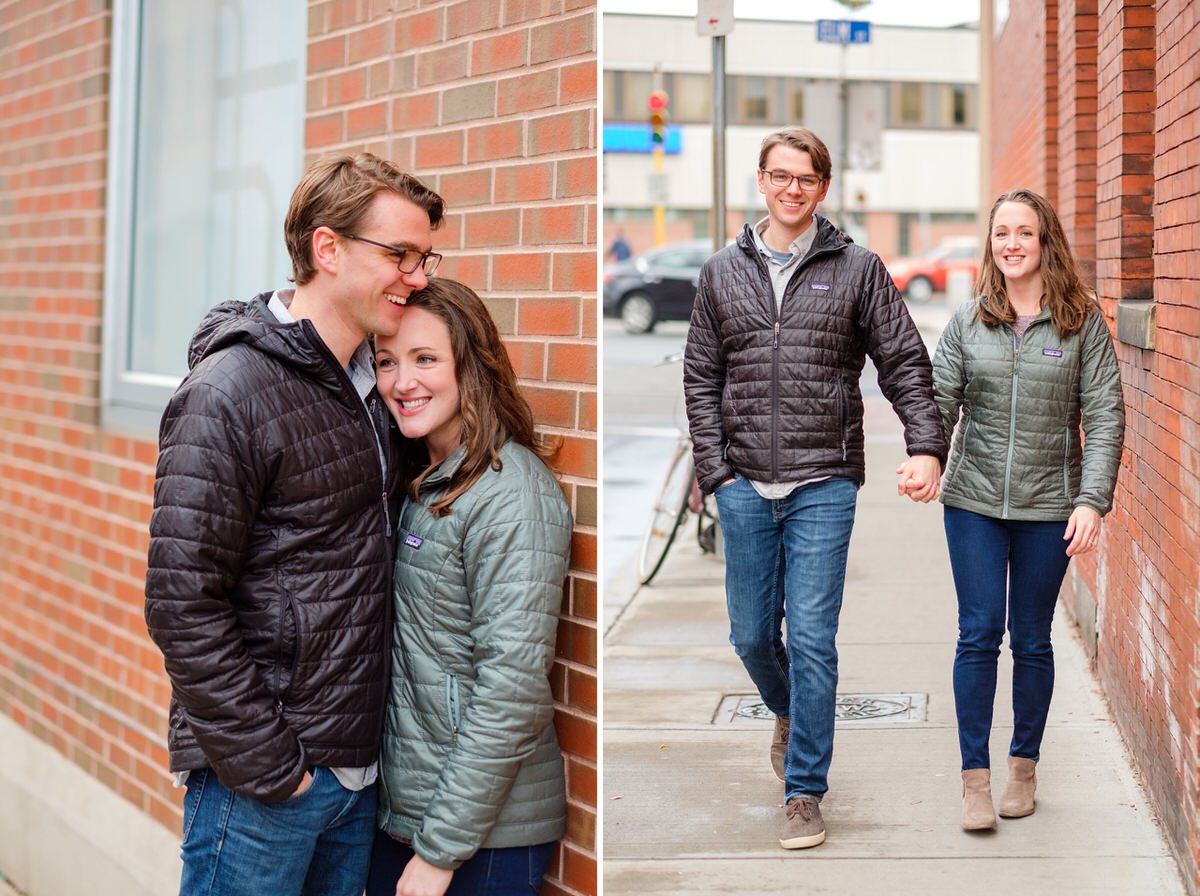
left=187, top=292, right=343, bottom=391
left=735, top=214, right=854, bottom=258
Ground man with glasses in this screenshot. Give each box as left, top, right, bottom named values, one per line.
left=146, top=153, right=444, bottom=896
left=684, top=127, right=947, bottom=850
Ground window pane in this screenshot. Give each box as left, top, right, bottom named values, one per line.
left=739, top=76, right=771, bottom=122
left=670, top=72, right=711, bottom=123
left=603, top=69, right=620, bottom=120
left=622, top=71, right=654, bottom=120
left=898, top=83, right=924, bottom=125
left=127, top=1, right=305, bottom=378
left=951, top=85, right=968, bottom=125
left=788, top=80, right=805, bottom=122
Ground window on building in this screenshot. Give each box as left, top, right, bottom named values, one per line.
left=103, top=0, right=306, bottom=425
left=889, top=82, right=976, bottom=130
left=937, top=83, right=972, bottom=127
left=788, top=80, right=805, bottom=122
left=667, top=72, right=712, bottom=124
left=736, top=76, right=773, bottom=123
left=896, top=83, right=926, bottom=126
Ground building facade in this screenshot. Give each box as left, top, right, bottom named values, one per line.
left=0, top=2, right=598, bottom=894
left=985, top=0, right=1199, bottom=890
left=602, top=12, right=980, bottom=261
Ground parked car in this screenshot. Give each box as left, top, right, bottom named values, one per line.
left=603, top=239, right=715, bottom=333
left=885, top=236, right=980, bottom=303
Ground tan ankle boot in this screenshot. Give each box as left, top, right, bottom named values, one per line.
left=961, top=768, right=997, bottom=830
left=998, top=755, right=1037, bottom=818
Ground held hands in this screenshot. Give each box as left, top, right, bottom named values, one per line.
left=395, top=854, right=454, bottom=896
left=1064, top=506, right=1102, bottom=556
left=896, top=454, right=942, bottom=503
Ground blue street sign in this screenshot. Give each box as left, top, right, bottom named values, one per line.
left=816, top=19, right=871, bottom=44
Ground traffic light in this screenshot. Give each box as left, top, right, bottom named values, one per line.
left=648, top=90, right=669, bottom=146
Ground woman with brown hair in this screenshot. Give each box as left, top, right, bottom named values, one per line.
left=929, top=189, right=1125, bottom=831
left=365, top=279, right=571, bottom=896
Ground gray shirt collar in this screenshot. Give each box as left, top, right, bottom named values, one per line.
left=267, top=289, right=375, bottom=402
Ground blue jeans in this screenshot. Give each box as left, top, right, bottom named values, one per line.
left=365, top=829, right=556, bottom=896
left=715, top=475, right=859, bottom=800
left=944, top=507, right=1072, bottom=771
left=179, top=767, right=376, bottom=896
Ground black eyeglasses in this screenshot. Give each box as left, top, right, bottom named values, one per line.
left=341, top=234, right=442, bottom=277
left=760, top=169, right=826, bottom=191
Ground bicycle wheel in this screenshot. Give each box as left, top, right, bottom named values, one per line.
left=637, top=443, right=693, bottom=585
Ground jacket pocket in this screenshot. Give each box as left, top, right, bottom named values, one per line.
left=444, top=673, right=461, bottom=745
left=835, top=379, right=848, bottom=460
left=274, top=591, right=299, bottom=703
left=1062, top=427, right=1072, bottom=499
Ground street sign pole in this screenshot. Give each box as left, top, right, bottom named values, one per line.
left=816, top=18, right=871, bottom=232
left=712, top=35, right=726, bottom=250
left=839, top=42, right=848, bottom=230
left=698, top=0, right=734, bottom=252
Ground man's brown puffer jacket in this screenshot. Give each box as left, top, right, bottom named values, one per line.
left=146, top=293, right=401, bottom=803
left=685, top=217, right=948, bottom=494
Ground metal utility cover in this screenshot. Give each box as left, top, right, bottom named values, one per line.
left=715, top=693, right=927, bottom=726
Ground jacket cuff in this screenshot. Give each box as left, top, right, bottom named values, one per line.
left=907, top=445, right=948, bottom=466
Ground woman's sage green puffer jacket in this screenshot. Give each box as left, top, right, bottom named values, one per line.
left=377, top=439, right=572, bottom=869
left=932, top=300, right=1125, bottom=521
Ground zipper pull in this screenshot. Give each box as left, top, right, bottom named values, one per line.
left=773, top=320, right=780, bottom=349
left=842, top=439, right=847, bottom=461
left=382, top=490, right=391, bottom=533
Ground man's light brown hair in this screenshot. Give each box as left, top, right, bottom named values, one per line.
left=284, top=153, right=445, bottom=286
left=758, top=127, right=833, bottom=181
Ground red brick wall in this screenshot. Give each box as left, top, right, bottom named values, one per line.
left=990, top=0, right=1054, bottom=196
left=348, top=6, right=599, bottom=890
left=0, top=1, right=598, bottom=894
left=0, top=0, right=174, bottom=827
left=1055, top=0, right=1098, bottom=281
left=994, top=0, right=1200, bottom=889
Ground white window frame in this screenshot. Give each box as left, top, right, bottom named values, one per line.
left=101, top=0, right=304, bottom=430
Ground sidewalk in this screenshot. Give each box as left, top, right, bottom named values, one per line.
left=603, top=426, right=1188, bottom=893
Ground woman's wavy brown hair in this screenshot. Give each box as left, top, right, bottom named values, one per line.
left=400, top=278, right=549, bottom=517
left=975, top=188, right=1096, bottom=337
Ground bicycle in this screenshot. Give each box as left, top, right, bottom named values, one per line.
left=636, top=353, right=720, bottom=585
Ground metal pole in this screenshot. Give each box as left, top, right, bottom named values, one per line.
left=712, top=35, right=726, bottom=252
left=838, top=42, right=848, bottom=230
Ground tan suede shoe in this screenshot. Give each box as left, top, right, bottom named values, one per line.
left=998, top=755, right=1037, bottom=818
left=961, top=767, right=997, bottom=831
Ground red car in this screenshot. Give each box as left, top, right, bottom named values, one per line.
left=886, top=236, right=980, bottom=303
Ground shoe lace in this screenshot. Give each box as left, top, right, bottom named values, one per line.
left=786, top=797, right=815, bottom=821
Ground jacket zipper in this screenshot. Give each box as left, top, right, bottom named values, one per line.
left=369, top=397, right=392, bottom=535
left=444, top=674, right=461, bottom=744
left=1062, top=428, right=1071, bottom=497
left=1002, top=330, right=1020, bottom=519
left=838, top=380, right=847, bottom=459
left=749, top=236, right=845, bottom=483
left=1001, top=316, right=1049, bottom=518
left=274, top=590, right=297, bottom=709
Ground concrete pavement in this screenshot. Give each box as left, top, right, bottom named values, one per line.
left=603, top=405, right=1189, bottom=894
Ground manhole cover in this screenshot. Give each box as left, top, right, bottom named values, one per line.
left=715, top=693, right=927, bottom=726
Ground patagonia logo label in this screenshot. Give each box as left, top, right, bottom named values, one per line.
left=403, top=532, right=424, bottom=549
left=1043, top=348, right=1063, bottom=357
left=811, top=282, right=831, bottom=291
